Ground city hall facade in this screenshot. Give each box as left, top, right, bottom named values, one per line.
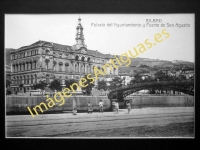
left=9, top=18, right=118, bottom=92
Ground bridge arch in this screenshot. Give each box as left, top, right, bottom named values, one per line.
left=108, top=80, right=194, bottom=100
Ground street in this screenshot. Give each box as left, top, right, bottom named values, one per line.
left=6, top=107, right=194, bottom=137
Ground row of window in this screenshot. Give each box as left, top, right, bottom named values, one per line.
left=75, top=55, right=106, bottom=64
left=12, top=62, right=37, bottom=73
left=12, top=49, right=38, bottom=60
left=13, top=87, right=34, bottom=91
left=12, top=77, right=37, bottom=85
left=74, top=64, right=91, bottom=73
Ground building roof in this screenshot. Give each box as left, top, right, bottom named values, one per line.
left=86, top=49, right=112, bottom=59
left=14, top=40, right=112, bottom=59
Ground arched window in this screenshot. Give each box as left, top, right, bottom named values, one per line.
left=12, top=77, right=15, bottom=85
left=16, top=65, right=18, bottom=72
left=59, top=62, right=63, bottom=72
left=35, top=74, right=37, bottom=83
left=30, top=62, right=32, bottom=70
left=32, top=62, right=35, bottom=70
left=25, top=63, right=28, bottom=70
left=53, top=61, right=57, bottom=71
left=13, top=65, right=15, bottom=73
left=81, top=57, right=84, bottom=62
left=35, top=61, right=37, bottom=69
left=75, top=55, right=79, bottom=61
left=46, top=75, right=50, bottom=84
left=19, top=64, right=21, bottom=72
left=16, top=77, right=19, bottom=85
left=21, top=64, right=23, bottom=71
left=92, top=66, right=95, bottom=73
left=87, top=65, right=90, bottom=73
left=23, top=76, right=25, bottom=84
left=75, top=64, right=78, bottom=72
left=27, top=75, right=29, bottom=84
left=45, top=60, right=50, bottom=70
left=31, top=75, right=33, bottom=84
left=18, top=54, right=20, bottom=59
left=46, top=50, right=50, bottom=55
left=82, top=64, right=84, bottom=73
left=65, top=62, right=69, bottom=72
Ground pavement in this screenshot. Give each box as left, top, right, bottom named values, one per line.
left=6, top=107, right=194, bottom=137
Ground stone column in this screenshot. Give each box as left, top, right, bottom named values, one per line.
left=12, top=65, right=14, bottom=73
left=78, top=62, right=81, bottom=72
left=10, top=63, right=12, bottom=72
left=62, top=64, right=64, bottom=72
left=23, top=64, right=25, bottom=71
left=31, top=62, right=34, bottom=70
left=85, top=63, right=88, bottom=73
left=35, top=61, right=37, bottom=69
left=17, top=64, right=20, bottom=72
left=71, top=60, right=75, bottom=73
left=21, top=64, right=23, bottom=71
left=29, top=62, right=31, bottom=70
left=51, top=59, right=54, bottom=70
left=27, top=63, right=29, bottom=70
left=26, top=63, right=28, bottom=70
left=29, top=75, right=31, bottom=84
left=15, top=65, right=18, bottom=72
left=91, top=65, right=93, bottom=73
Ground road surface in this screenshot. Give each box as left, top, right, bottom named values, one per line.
left=6, top=107, right=194, bottom=137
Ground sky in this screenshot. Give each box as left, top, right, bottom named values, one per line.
left=5, top=14, right=194, bottom=62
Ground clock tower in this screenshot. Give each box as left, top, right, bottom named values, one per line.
left=72, top=17, right=87, bottom=51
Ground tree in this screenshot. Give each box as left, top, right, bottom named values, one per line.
left=98, top=80, right=107, bottom=90
left=33, top=81, right=48, bottom=90
left=6, top=79, right=11, bottom=88
left=65, top=79, right=78, bottom=90
left=49, top=79, right=62, bottom=91
left=81, top=75, right=94, bottom=95
left=130, top=73, right=142, bottom=84
left=154, top=71, right=166, bottom=81
left=108, top=77, right=122, bottom=90
left=178, top=74, right=186, bottom=80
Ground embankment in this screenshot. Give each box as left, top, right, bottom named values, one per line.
left=6, top=96, right=194, bottom=115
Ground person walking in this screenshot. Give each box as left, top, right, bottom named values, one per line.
left=127, top=101, right=131, bottom=114
left=99, top=100, right=104, bottom=113
left=115, top=101, right=119, bottom=113
left=87, top=102, right=93, bottom=114
left=72, top=108, right=77, bottom=115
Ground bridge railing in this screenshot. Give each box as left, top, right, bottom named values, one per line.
left=109, top=80, right=194, bottom=93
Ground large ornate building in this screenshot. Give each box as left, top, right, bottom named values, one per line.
left=9, top=17, right=118, bottom=92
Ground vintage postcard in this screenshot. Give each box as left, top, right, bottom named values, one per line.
left=5, top=14, right=194, bottom=138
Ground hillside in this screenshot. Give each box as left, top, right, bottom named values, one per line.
left=118, top=57, right=194, bottom=76
left=6, top=48, right=16, bottom=65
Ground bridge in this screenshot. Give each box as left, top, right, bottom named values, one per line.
left=108, top=80, right=194, bottom=101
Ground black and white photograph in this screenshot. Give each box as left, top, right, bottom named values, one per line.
left=5, top=14, right=194, bottom=138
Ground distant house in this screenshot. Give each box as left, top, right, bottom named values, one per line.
left=119, top=74, right=134, bottom=85
left=182, top=66, right=194, bottom=79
